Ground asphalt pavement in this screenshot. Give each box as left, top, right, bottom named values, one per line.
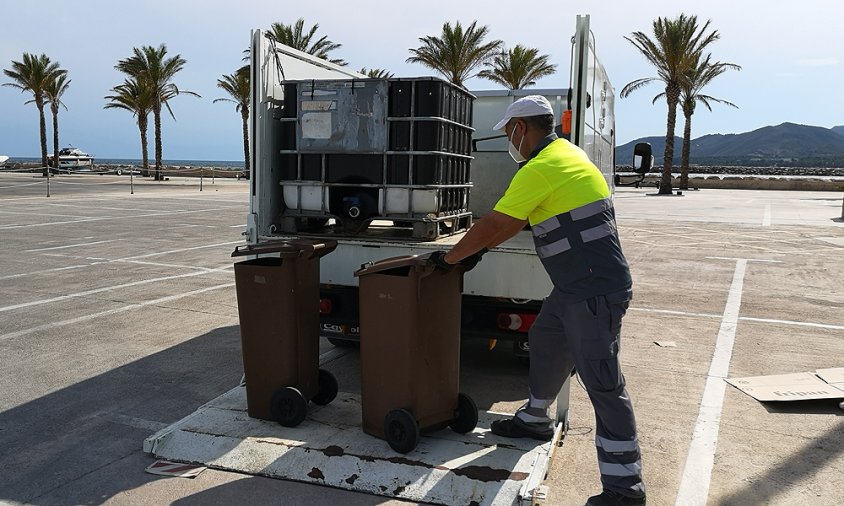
left=0, top=172, right=842, bottom=505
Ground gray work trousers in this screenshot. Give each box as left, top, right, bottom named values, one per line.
left=522, top=287, right=645, bottom=497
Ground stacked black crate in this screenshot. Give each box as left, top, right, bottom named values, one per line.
left=386, top=78, right=474, bottom=219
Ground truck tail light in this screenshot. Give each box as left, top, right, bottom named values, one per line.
left=319, top=298, right=333, bottom=315
left=497, top=312, right=537, bottom=333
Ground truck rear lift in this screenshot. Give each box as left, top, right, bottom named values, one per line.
left=144, top=349, right=570, bottom=505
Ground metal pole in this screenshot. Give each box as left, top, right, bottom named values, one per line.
left=46, top=163, right=51, bottom=198
left=130, top=166, right=134, bottom=195
left=200, top=168, right=203, bottom=192
left=212, top=167, right=215, bottom=185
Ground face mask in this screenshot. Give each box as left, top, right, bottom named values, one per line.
left=508, top=125, right=526, bottom=163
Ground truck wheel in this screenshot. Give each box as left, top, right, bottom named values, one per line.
left=115, top=168, right=123, bottom=176
left=449, top=392, right=479, bottom=434
left=311, top=369, right=338, bottom=406
left=384, top=409, right=419, bottom=453
left=271, top=387, right=308, bottom=427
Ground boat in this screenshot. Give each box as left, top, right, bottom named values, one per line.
left=47, top=146, right=95, bottom=172
left=0, top=155, right=9, bottom=168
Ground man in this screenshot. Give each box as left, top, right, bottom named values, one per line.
left=431, top=96, right=646, bottom=505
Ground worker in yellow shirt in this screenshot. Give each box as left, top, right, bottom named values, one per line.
left=430, top=95, right=645, bottom=506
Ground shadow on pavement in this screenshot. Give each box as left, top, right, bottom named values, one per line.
left=0, top=325, right=243, bottom=505
left=719, top=418, right=844, bottom=505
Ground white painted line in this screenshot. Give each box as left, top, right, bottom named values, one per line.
left=762, top=204, right=772, bottom=226
left=739, top=317, right=844, bottom=331
left=705, top=256, right=782, bottom=263
left=25, top=239, right=120, bottom=253
left=0, top=207, right=235, bottom=230
left=0, top=263, right=94, bottom=282
left=629, top=308, right=721, bottom=319
left=0, top=282, right=235, bottom=341
left=0, top=266, right=233, bottom=313
left=121, top=240, right=243, bottom=260
left=675, top=259, right=747, bottom=506
left=229, top=224, right=244, bottom=228
left=114, top=259, right=223, bottom=272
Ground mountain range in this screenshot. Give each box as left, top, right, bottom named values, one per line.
left=617, top=122, right=844, bottom=167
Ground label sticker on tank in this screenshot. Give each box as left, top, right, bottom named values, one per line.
left=302, top=112, right=332, bottom=139
left=253, top=275, right=266, bottom=284
left=301, top=100, right=336, bottom=111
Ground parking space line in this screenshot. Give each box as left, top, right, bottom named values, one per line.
left=25, top=240, right=121, bottom=253
left=0, top=263, right=95, bottom=282
left=0, top=266, right=233, bottom=313
left=0, top=282, right=235, bottom=341
left=0, top=207, right=237, bottom=230
left=676, top=259, right=747, bottom=505
left=120, top=240, right=243, bottom=260
left=740, top=316, right=844, bottom=331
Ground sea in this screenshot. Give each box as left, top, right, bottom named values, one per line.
left=6, top=157, right=244, bottom=169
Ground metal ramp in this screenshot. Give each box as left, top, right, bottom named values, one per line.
left=144, top=386, right=563, bottom=505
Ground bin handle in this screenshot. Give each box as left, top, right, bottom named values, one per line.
left=231, top=240, right=338, bottom=259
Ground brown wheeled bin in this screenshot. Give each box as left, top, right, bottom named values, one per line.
left=354, top=254, right=478, bottom=453
left=232, top=239, right=338, bottom=427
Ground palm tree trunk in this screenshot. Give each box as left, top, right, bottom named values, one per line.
left=154, top=102, right=162, bottom=181
left=37, top=100, right=48, bottom=176
left=139, top=115, right=150, bottom=177
left=52, top=106, right=59, bottom=180
left=680, top=110, right=692, bottom=190
left=241, top=109, right=250, bottom=176
left=660, top=87, right=680, bottom=195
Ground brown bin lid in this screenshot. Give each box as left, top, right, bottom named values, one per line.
left=232, top=239, right=337, bottom=260
left=355, top=253, right=454, bottom=278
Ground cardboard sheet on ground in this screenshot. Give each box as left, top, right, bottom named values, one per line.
left=726, top=367, right=844, bottom=402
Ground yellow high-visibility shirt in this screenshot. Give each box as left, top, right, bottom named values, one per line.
left=493, top=138, right=610, bottom=226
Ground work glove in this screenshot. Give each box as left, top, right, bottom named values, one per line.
left=427, top=250, right=454, bottom=272
left=459, top=248, right=488, bottom=272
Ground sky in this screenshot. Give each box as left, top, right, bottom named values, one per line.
left=1, top=0, right=842, bottom=161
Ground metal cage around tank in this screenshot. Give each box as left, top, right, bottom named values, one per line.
left=273, top=77, right=475, bottom=240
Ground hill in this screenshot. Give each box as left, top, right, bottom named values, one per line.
left=617, top=123, right=844, bottom=167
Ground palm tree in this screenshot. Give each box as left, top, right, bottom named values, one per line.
left=621, top=14, right=720, bottom=194
left=266, top=19, right=345, bottom=65
left=407, top=20, right=502, bottom=88
left=42, top=73, right=71, bottom=176
left=677, top=55, right=740, bottom=188
left=104, top=78, right=155, bottom=176
left=3, top=53, right=65, bottom=175
left=478, top=44, right=556, bottom=90
left=115, top=45, right=200, bottom=180
left=213, top=66, right=251, bottom=176
left=359, top=67, right=394, bottom=79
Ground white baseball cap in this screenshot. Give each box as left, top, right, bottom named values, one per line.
left=493, top=95, right=555, bottom=131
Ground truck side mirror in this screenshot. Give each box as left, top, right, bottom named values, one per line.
left=632, top=142, right=653, bottom=174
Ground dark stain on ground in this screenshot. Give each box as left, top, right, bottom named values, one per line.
left=386, top=456, right=431, bottom=468
left=307, top=467, right=325, bottom=480
left=345, top=473, right=359, bottom=484
left=451, top=465, right=529, bottom=483
left=393, top=485, right=406, bottom=495
left=379, top=485, right=388, bottom=492
left=323, top=445, right=344, bottom=457
left=469, top=502, right=481, bottom=506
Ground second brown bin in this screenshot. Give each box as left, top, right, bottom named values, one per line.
left=354, top=254, right=478, bottom=453
left=232, top=239, right=338, bottom=427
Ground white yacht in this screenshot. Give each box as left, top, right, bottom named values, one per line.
left=48, top=146, right=94, bottom=171
left=0, top=155, right=9, bottom=167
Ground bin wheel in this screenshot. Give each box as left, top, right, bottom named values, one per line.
left=384, top=409, right=420, bottom=454
left=449, top=392, right=478, bottom=434
left=270, top=387, right=308, bottom=427
left=311, top=369, right=338, bottom=406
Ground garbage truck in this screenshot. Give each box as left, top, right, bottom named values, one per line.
left=244, top=15, right=649, bottom=364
